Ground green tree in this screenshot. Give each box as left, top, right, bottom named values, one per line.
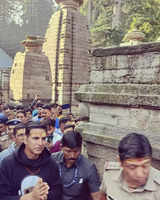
left=80, top=0, right=160, bottom=47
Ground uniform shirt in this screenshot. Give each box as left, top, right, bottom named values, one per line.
left=0, top=142, right=16, bottom=164
left=0, top=132, right=11, bottom=151
left=52, top=151, right=100, bottom=200
left=100, top=162, right=160, bottom=200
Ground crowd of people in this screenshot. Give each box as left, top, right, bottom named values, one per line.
left=0, top=98, right=78, bottom=155
left=0, top=98, right=160, bottom=200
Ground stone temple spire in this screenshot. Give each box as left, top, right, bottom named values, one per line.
left=43, top=0, right=90, bottom=114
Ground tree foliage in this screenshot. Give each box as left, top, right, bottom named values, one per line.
left=80, top=0, right=160, bottom=47
left=0, top=0, right=57, bottom=57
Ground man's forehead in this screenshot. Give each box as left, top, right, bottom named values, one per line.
left=124, top=157, right=151, bottom=165
left=16, top=128, right=25, bottom=134
left=8, top=125, right=15, bottom=129
left=63, top=146, right=81, bottom=151
left=29, top=128, right=46, bottom=137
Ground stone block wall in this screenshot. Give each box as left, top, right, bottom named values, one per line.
left=75, top=42, right=160, bottom=178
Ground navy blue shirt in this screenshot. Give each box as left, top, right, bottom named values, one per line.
left=52, top=151, right=100, bottom=200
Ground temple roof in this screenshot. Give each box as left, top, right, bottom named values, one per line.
left=0, top=48, right=13, bottom=67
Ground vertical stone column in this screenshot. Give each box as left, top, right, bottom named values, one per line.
left=10, top=36, right=52, bottom=103
left=43, top=0, right=90, bottom=114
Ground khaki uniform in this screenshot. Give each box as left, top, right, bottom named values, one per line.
left=100, top=161, right=160, bottom=200
left=0, top=132, right=11, bottom=151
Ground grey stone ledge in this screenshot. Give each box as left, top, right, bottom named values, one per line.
left=92, top=42, right=160, bottom=57
left=75, top=84, right=160, bottom=108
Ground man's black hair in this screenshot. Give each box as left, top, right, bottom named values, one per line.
left=8, top=104, right=15, bottom=110
left=64, top=124, right=75, bottom=130
left=118, top=132, right=152, bottom=162
left=59, top=117, right=69, bottom=126
left=13, top=123, right=26, bottom=136
left=25, top=108, right=32, bottom=113
left=49, top=103, right=58, bottom=108
left=42, top=118, right=55, bottom=127
left=3, top=104, right=10, bottom=110
left=61, top=131, right=82, bottom=148
left=36, top=103, right=44, bottom=108
left=16, top=105, right=24, bottom=110
left=25, top=121, right=47, bottom=137
left=42, top=104, right=51, bottom=110
left=16, top=110, right=26, bottom=117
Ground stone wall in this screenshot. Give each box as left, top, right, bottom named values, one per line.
left=75, top=42, right=160, bottom=178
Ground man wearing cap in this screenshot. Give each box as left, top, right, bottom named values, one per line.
left=0, top=121, right=62, bottom=200
left=52, top=131, right=101, bottom=200
left=0, top=123, right=26, bottom=163
left=6, top=119, right=22, bottom=140
left=100, top=133, right=160, bottom=200
left=0, top=114, right=9, bottom=151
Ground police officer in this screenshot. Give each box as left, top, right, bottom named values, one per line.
left=100, top=132, right=160, bottom=200
left=6, top=119, right=21, bottom=140
left=52, top=131, right=101, bottom=200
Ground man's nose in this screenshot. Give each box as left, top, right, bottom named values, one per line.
left=70, top=152, right=76, bottom=158
left=135, top=167, right=145, bottom=177
left=38, top=139, right=43, bottom=145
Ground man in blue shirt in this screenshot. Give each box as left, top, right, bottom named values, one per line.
left=52, top=131, right=101, bottom=200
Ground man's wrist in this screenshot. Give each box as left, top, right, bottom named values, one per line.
left=20, top=192, right=34, bottom=200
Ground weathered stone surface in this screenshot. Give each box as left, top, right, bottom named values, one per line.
left=92, top=42, right=160, bottom=57
left=75, top=84, right=160, bottom=108
left=90, top=51, right=160, bottom=84
left=75, top=42, right=160, bottom=177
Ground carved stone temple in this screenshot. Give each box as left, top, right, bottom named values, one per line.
left=10, top=36, right=52, bottom=103
left=43, top=0, right=90, bottom=113
left=9, top=0, right=90, bottom=109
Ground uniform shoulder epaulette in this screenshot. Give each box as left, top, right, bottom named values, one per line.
left=104, top=161, right=121, bottom=171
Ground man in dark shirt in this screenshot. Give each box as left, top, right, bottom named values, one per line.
left=52, top=131, right=101, bottom=200
left=0, top=121, right=62, bottom=200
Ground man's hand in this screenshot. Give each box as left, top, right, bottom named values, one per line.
left=91, top=191, right=107, bottom=200
left=31, top=178, right=49, bottom=200
left=20, top=178, right=49, bottom=200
